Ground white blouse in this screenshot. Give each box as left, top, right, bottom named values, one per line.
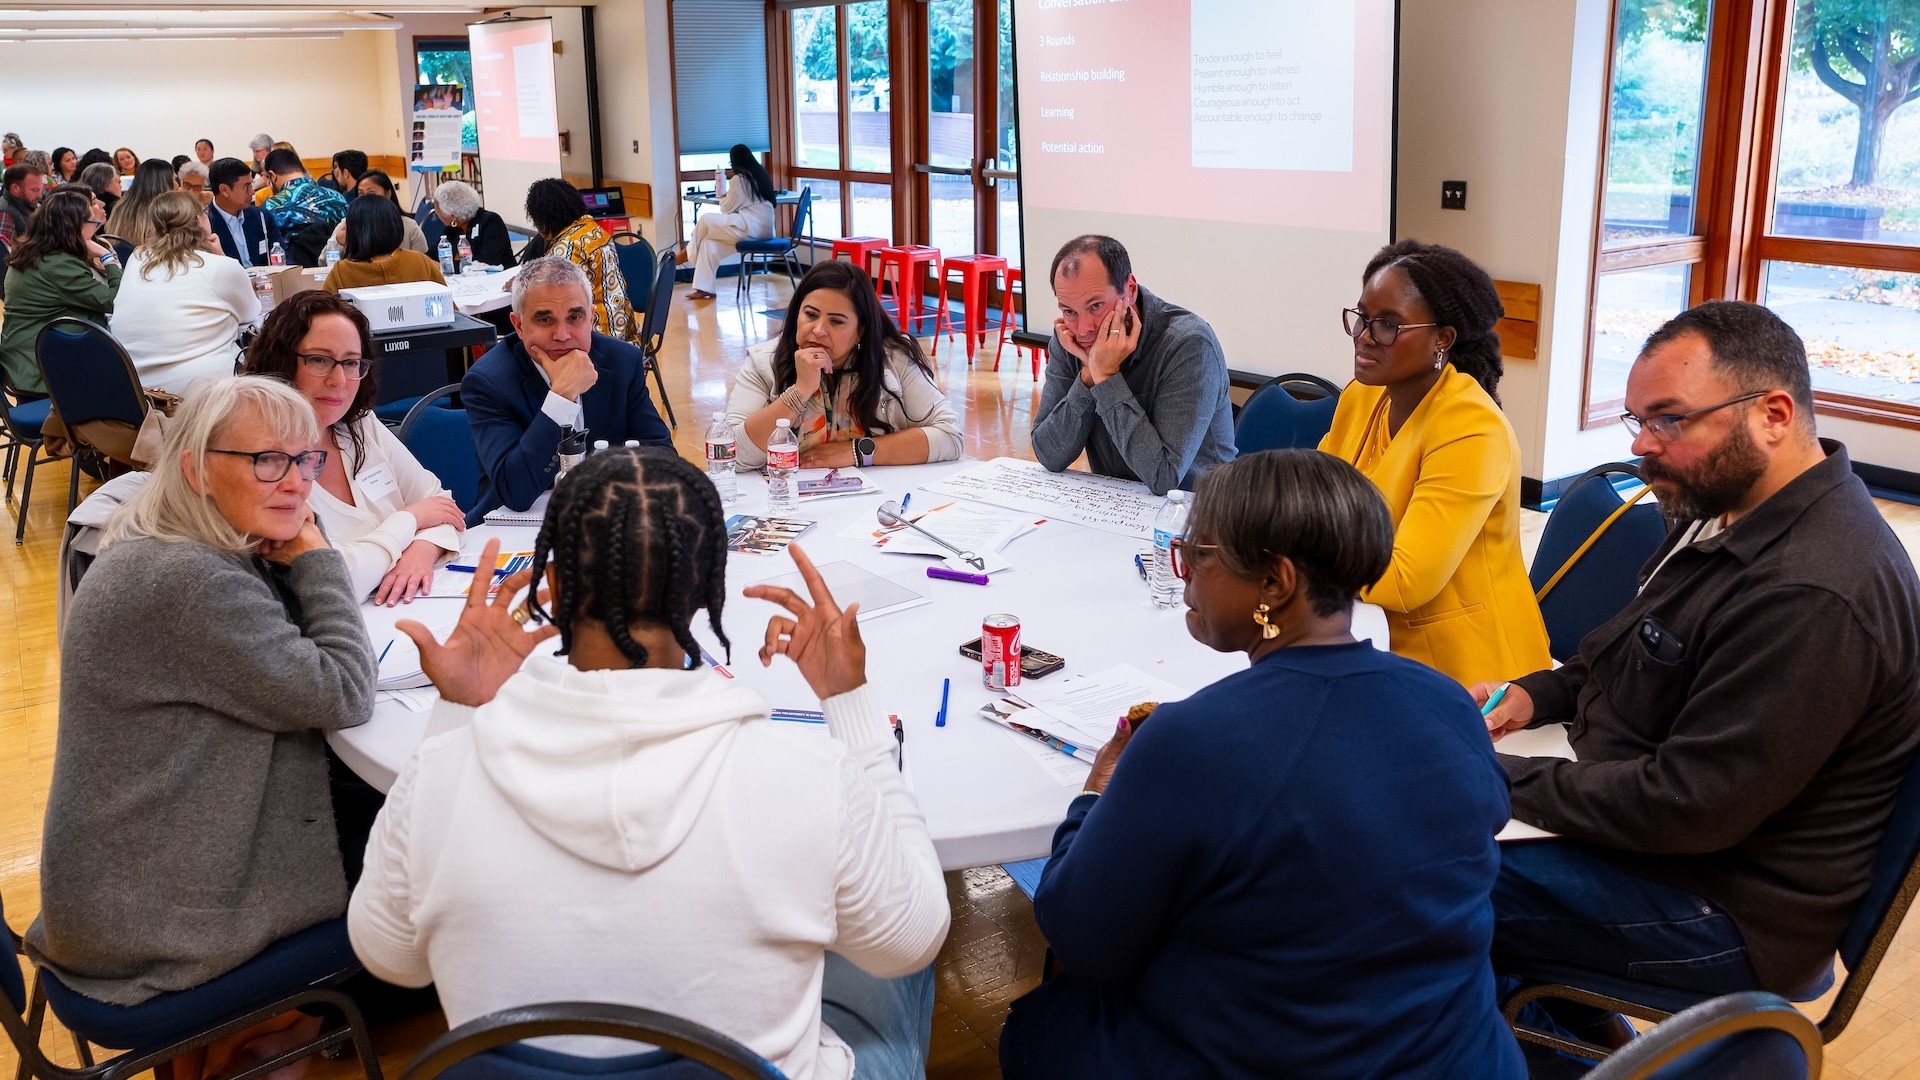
left=309, top=415, right=462, bottom=598
left=111, top=250, right=261, bottom=395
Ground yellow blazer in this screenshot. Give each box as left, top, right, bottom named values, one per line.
left=1318, top=369, right=1551, bottom=687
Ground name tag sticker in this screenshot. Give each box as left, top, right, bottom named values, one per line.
left=470, top=224, right=481, bottom=239
left=256, top=238, right=267, bottom=255
left=358, top=463, right=400, bottom=502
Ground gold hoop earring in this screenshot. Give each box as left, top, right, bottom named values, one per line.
left=1252, top=602, right=1280, bottom=640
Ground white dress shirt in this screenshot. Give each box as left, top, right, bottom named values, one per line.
left=308, top=415, right=463, bottom=598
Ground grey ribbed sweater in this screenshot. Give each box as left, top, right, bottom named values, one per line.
left=1028, top=286, right=1237, bottom=495
left=26, top=539, right=374, bottom=1005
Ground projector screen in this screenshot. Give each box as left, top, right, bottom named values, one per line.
left=468, top=18, right=564, bottom=234
left=1014, top=0, right=1396, bottom=382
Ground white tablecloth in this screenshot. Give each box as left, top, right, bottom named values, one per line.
left=331, top=459, right=1401, bottom=870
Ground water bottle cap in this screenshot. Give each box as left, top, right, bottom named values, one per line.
left=711, top=412, right=725, bottom=422
left=775, top=418, right=791, bottom=428
left=1168, top=490, right=1186, bottom=502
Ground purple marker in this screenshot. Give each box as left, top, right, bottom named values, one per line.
left=927, top=566, right=990, bottom=586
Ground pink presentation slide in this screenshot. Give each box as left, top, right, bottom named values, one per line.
left=1017, top=0, right=1390, bottom=232
left=470, top=21, right=561, bottom=164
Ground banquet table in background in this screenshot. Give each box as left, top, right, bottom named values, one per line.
left=332, top=459, right=1466, bottom=870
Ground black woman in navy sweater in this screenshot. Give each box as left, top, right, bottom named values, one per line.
left=1000, top=449, right=1524, bottom=1079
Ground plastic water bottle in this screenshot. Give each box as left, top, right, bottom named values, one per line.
left=456, top=235, right=473, bottom=271
left=438, top=236, right=456, bottom=277
left=704, top=412, right=738, bottom=504
left=766, top=418, right=799, bottom=516
left=1151, top=490, right=1190, bottom=609
left=321, top=238, right=341, bottom=268
left=267, top=242, right=286, bottom=267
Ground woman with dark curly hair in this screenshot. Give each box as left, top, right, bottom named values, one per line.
left=523, top=176, right=635, bottom=341
left=1317, top=238, right=1550, bottom=687
left=244, top=290, right=465, bottom=604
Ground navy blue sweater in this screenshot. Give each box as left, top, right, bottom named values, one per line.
left=1002, top=642, right=1524, bottom=1079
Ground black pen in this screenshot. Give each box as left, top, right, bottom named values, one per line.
left=890, top=713, right=904, bottom=771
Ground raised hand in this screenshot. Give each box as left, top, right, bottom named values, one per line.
left=743, top=542, right=867, bottom=700
left=395, top=538, right=557, bottom=706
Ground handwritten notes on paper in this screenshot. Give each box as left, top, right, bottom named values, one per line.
left=923, top=458, right=1164, bottom=538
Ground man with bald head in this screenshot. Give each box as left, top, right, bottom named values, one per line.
left=1029, top=234, right=1234, bottom=495
left=1480, top=300, right=1920, bottom=1039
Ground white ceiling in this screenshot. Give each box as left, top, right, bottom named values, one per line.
left=0, top=3, right=496, bottom=42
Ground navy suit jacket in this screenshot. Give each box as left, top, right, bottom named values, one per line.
left=462, top=331, right=672, bottom=520
left=207, top=204, right=284, bottom=267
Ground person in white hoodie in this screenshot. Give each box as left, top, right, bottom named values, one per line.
left=348, top=447, right=949, bottom=1080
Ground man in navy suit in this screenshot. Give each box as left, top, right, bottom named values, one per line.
left=206, top=157, right=282, bottom=267
left=463, top=256, right=672, bottom=521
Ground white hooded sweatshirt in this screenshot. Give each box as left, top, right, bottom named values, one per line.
left=347, top=656, right=950, bottom=1080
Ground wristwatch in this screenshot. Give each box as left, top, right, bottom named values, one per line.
left=854, top=436, right=876, bottom=468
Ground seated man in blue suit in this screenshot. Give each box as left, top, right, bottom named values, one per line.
left=206, top=157, right=282, bottom=268
left=463, top=255, right=671, bottom=520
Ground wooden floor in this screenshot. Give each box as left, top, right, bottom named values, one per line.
left=4, top=275, right=1920, bottom=1079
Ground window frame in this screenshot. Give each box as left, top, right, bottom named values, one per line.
left=1583, top=0, right=1920, bottom=432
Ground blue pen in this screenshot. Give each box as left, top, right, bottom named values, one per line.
left=900, top=493, right=911, bottom=513
left=1480, top=682, right=1511, bottom=717
left=445, top=563, right=509, bottom=576
left=937, top=677, right=950, bottom=728
left=378, top=638, right=393, bottom=663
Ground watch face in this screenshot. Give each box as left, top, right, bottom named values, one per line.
left=856, top=438, right=876, bottom=457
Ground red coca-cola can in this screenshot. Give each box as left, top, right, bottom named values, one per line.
left=982, top=614, right=1022, bottom=690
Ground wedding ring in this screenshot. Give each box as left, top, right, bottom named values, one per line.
left=1107, top=328, right=1120, bottom=336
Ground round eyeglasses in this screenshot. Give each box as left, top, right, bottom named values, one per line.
left=1342, top=307, right=1440, bottom=347
left=207, top=448, right=328, bottom=483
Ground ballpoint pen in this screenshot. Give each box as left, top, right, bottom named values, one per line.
left=1480, top=682, right=1511, bottom=717
left=1006, top=719, right=1097, bottom=763
left=937, top=678, right=950, bottom=727
left=900, top=493, right=911, bottom=513
left=444, top=564, right=510, bottom=576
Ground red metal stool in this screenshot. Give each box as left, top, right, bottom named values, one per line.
left=990, top=266, right=1042, bottom=378
left=874, top=245, right=942, bottom=337
left=830, top=236, right=890, bottom=280
left=933, top=254, right=1008, bottom=363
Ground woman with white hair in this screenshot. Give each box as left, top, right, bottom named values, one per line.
left=113, top=190, right=261, bottom=395
left=177, top=159, right=213, bottom=207
left=426, top=179, right=513, bottom=268
left=26, top=375, right=374, bottom=1072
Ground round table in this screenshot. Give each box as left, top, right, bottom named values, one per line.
left=331, top=459, right=1393, bottom=870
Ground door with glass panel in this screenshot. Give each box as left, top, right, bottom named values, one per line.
left=916, top=0, right=1021, bottom=266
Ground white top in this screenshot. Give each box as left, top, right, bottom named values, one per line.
left=308, top=415, right=462, bottom=598
left=726, top=339, right=964, bottom=468
left=111, top=250, right=261, bottom=395
left=718, top=183, right=777, bottom=235
left=347, top=666, right=948, bottom=1080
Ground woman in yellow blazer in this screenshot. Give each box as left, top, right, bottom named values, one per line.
left=1318, top=239, right=1551, bottom=687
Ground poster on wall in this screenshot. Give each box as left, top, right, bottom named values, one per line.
left=411, top=84, right=466, bottom=171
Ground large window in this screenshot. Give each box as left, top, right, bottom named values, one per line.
left=786, top=1, right=894, bottom=241
left=1586, top=0, right=1920, bottom=428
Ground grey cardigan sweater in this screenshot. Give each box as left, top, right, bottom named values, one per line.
left=27, top=538, right=375, bottom=1005
left=1029, top=286, right=1236, bottom=495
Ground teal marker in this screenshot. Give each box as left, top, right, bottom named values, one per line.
left=1480, top=682, right=1511, bottom=717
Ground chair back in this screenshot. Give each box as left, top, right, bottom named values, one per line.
left=398, top=385, right=480, bottom=515
left=1586, top=991, right=1818, bottom=1080
left=787, top=188, right=813, bottom=243
left=35, top=318, right=148, bottom=451
left=402, top=1002, right=786, bottom=1080
left=1233, top=372, right=1341, bottom=454
left=1528, top=463, right=1667, bottom=661
left=1820, top=739, right=1920, bottom=1039
left=609, top=231, right=656, bottom=300
left=641, top=252, right=677, bottom=359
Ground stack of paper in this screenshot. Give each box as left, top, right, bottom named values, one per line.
left=373, top=605, right=462, bottom=691
left=745, top=560, right=928, bottom=622
left=842, top=502, right=1044, bottom=573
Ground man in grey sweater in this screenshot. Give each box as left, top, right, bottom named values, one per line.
left=1029, top=235, right=1236, bottom=494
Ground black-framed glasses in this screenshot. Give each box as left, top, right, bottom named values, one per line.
left=1342, top=307, right=1440, bottom=346
left=1169, top=537, right=1220, bottom=581
left=297, top=353, right=370, bottom=379
left=1620, top=391, right=1768, bottom=441
left=207, top=448, right=328, bottom=482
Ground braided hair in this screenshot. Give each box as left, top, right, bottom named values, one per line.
left=526, top=446, right=733, bottom=669
left=1363, top=239, right=1506, bottom=404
